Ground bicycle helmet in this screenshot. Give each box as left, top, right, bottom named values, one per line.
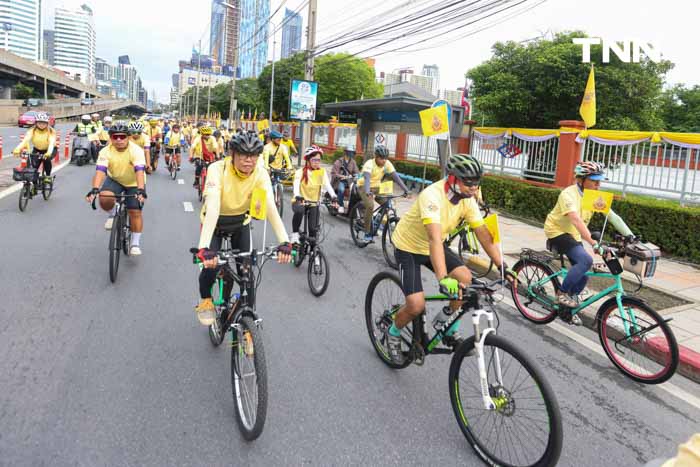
left=149, top=119, right=158, bottom=126
left=374, top=145, right=390, bottom=158
left=447, top=153, right=483, bottom=181
left=128, top=121, right=144, bottom=134
left=91, top=113, right=100, bottom=119
left=231, top=131, right=264, bottom=154
left=103, top=116, right=113, bottom=123
left=81, top=114, right=91, bottom=122
left=214, top=130, right=221, bottom=138
left=35, top=112, right=50, bottom=123
left=304, top=145, right=323, bottom=160
left=199, top=126, right=213, bottom=136
left=109, top=121, right=130, bottom=135
left=575, top=161, right=606, bottom=180
left=270, top=130, right=283, bottom=139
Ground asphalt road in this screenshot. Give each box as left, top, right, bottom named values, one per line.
left=0, top=159, right=698, bottom=467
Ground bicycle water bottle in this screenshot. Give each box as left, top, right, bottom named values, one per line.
left=432, top=306, right=454, bottom=331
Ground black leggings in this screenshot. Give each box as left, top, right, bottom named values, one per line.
left=199, top=219, right=251, bottom=301
left=30, top=150, right=55, bottom=177
left=194, top=159, right=206, bottom=177
left=292, top=203, right=319, bottom=238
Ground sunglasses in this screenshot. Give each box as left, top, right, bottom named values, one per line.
left=460, top=178, right=481, bottom=187
left=237, top=153, right=259, bottom=160
left=310, top=158, right=321, bottom=163
left=110, top=134, right=128, bottom=141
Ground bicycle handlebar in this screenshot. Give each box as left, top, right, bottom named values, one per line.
left=438, top=278, right=508, bottom=299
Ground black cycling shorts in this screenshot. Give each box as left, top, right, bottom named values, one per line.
left=396, top=246, right=464, bottom=296
left=165, top=147, right=181, bottom=155
left=100, top=177, right=142, bottom=210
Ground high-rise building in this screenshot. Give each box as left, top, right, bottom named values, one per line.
left=42, top=29, right=55, bottom=65
left=210, top=0, right=241, bottom=69
left=54, top=4, right=96, bottom=85
left=409, top=74, right=434, bottom=96
left=442, top=89, right=462, bottom=106
left=280, top=7, right=301, bottom=59
left=0, top=0, right=41, bottom=61
left=118, top=55, right=130, bottom=65
left=421, top=64, right=440, bottom=96
left=238, top=0, right=269, bottom=78
left=95, top=57, right=111, bottom=81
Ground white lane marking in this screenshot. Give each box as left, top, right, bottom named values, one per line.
left=177, top=179, right=184, bottom=185
left=0, top=159, right=70, bottom=201
left=183, top=202, right=193, bottom=212
left=498, top=293, right=700, bottom=411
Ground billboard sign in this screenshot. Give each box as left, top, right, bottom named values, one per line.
left=289, top=79, right=318, bottom=121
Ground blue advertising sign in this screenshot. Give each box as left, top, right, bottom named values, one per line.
left=289, top=79, right=318, bottom=121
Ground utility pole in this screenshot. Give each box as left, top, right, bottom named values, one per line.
left=300, top=0, right=318, bottom=161
left=207, top=71, right=211, bottom=120
left=269, top=23, right=276, bottom=123
left=194, top=39, right=202, bottom=124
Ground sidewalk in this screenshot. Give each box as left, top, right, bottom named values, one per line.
left=389, top=194, right=700, bottom=383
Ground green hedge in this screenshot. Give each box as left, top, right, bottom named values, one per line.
left=481, top=175, right=700, bottom=263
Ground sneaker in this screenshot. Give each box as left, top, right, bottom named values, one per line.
left=193, top=178, right=199, bottom=187
left=104, top=217, right=114, bottom=230
left=337, top=206, right=345, bottom=214
left=130, top=246, right=142, bottom=256
left=570, top=314, right=582, bottom=326
left=385, top=330, right=404, bottom=364
left=364, top=233, right=374, bottom=244
left=177, top=166, right=181, bottom=171
left=557, top=293, right=578, bottom=308
left=195, top=298, right=216, bottom=326
left=290, top=232, right=300, bottom=244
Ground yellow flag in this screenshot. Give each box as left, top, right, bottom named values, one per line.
left=379, top=180, right=394, bottom=195
left=257, top=119, right=270, bottom=131
left=579, top=65, right=596, bottom=128
left=253, top=109, right=257, bottom=121
left=419, top=105, right=449, bottom=137
left=250, top=187, right=267, bottom=220
left=581, top=189, right=613, bottom=214
left=483, top=214, right=501, bottom=244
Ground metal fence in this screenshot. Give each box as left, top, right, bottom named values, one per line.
left=406, top=134, right=440, bottom=163
left=471, top=133, right=559, bottom=182
left=582, top=140, right=700, bottom=203
left=312, top=125, right=329, bottom=145
left=333, top=126, right=357, bottom=150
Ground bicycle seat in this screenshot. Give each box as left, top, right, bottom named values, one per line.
left=545, top=240, right=561, bottom=255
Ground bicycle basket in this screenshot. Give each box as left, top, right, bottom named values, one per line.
left=12, top=167, right=37, bottom=182
left=623, top=242, right=661, bottom=278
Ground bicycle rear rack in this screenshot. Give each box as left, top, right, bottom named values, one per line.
left=519, top=248, right=556, bottom=264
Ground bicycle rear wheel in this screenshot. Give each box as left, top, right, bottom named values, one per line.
left=170, top=158, right=177, bottom=180
left=109, top=213, right=122, bottom=283
left=231, top=315, right=268, bottom=440
left=275, top=183, right=284, bottom=217
left=457, top=230, right=493, bottom=278
left=381, top=214, right=399, bottom=270
left=307, top=247, right=330, bottom=296
left=449, top=334, right=562, bottom=467
left=198, top=170, right=206, bottom=203
left=364, top=272, right=413, bottom=369
left=349, top=203, right=368, bottom=248
left=597, top=298, right=678, bottom=384
left=208, top=279, right=226, bottom=346
left=511, top=260, right=560, bottom=324
left=18, top=184, right=30, bottom=212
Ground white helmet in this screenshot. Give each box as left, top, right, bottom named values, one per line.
left=103, top=116, right=113, bottom=123
left=81, top=114, right=91, bottom=122
left=35, top=112, right=50, bottom=123
left=91, top=113, right=100, bottom=118
left=128, top=121, right=144, bottom=133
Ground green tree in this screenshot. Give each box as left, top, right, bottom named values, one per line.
left=181, top=77, right=261, bottom=120
left=467, top=31, right=674, bottom=130
left=14, top=83, right=38, bottom=99
left=659, top=84, right=700, bottom=133
left=257, top=52, right=383, bottom=120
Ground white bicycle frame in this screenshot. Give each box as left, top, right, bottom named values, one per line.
left=471, top=308, right=503, bottom=410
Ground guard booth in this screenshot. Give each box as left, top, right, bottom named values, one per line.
left=322, top=87, right=470, bottom=173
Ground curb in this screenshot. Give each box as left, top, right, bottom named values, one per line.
left=0, top=159, right=71, bottom=201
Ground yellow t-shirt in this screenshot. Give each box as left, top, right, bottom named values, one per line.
left=543, top=184, right=593, bottom=241
left=295, top=168, right=326, bottom=202
left=190, top=135, right=218, bottom=160
left=282, top=138, right=297, bottom=154
left=96, top=141, right=146, bottom=188
left=392, top=179, right=485, bottom=256
left=165, top=131, right=184, bottom=148
left=14, top=127, right=56, bottom=153
left=357, top=158, right=396, bottom=189
left=145, top=126, right=161, bottom=143
left=262, top=142, right=292, bottom=170
left=130, top=133, right=151, bottom=150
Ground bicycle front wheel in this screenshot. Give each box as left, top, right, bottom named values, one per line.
left=307, top=247, right=330, bottom=296
left=349, top=203, right=368, bottom=248
left=18, top=184, right=30, bottom=212
left=597, top=298, right=678, bottom=384
left=449, top=334, right=562, bottom=467
left=231, top=315, right=268, bottom=440
left=170, top=159, right=177, bottom=180
left=381, top=214, right=399, bottom=270
left=364, top=272, right=413, bottom=369
left=109, top=213, right=122, bottom=283
left=41, top=177, right=53, bottom=200
left=275, top=183, right=284, bottom=217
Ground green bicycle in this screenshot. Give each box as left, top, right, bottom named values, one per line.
left=366, top=273, right=563, bottom=467
left=511, top=235, right=678, bottom=384
left=445, top=203, right=493, bottom=278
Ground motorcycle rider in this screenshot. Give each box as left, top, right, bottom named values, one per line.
left=73, top=114, right=99, bottom=162
left=330, top=147, right=359, bottom=214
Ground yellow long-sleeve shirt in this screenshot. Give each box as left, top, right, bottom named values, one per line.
left=13, top=127, right=57, bottom=156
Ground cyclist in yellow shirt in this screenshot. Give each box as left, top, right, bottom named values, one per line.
left=164, top=123, right=186, bottom=170
left=261, top=130, right=292, bottom=171
left=384, top=154, right=511, bottom=363
left=357, top=145, right=410, bottom=243
left=127, top=121, right=151, bottom=172
left=85, top=122, right=147, bottom=256
left=189, top=126, right=218, bottom=187
left=145, top=119, right=162, bottom=171
left=194, top=131, right=293, bottom=325
left=13, top=112, right=57, bottom=184
left=213, top=130, right=226, bottom=159
left=98, top=116, right=112, bottom=147
left=281, top=130, right=298, bottom=163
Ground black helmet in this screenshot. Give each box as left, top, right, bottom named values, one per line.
left=214, top=130, right=221, bottom=138
left=374, top=145, right=389, bottom=158
left=109, top=121, right=130, bottom=135
left=231, top=131, right=264, bottom=154
left=447, top=153, right=483, bottom=181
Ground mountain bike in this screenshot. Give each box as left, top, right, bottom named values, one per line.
left=365, top=274, right=562, bottom=466
left=511, top=235, right=678, bottom=384
left=349, top=193, right=404, bottom=269
left=191, top=244, right=285, bottom=440
left=444, top=203, right=493, bottom=277
left=270, top=169, right=290, bottom=217
left=196, top=160, right=211, bottom=203
left=167, top=148, right=179, bottom=180
left=92, top=194, right=140, bottom=283
left=292, top=199, right=332, bottom=296
left=13, top=151, right=55, bottom=213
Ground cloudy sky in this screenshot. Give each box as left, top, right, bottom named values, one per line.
left=47, top=0, right=699, bottom=103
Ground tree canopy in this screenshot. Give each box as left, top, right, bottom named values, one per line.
left=467, top=31, right=675, bottom=130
